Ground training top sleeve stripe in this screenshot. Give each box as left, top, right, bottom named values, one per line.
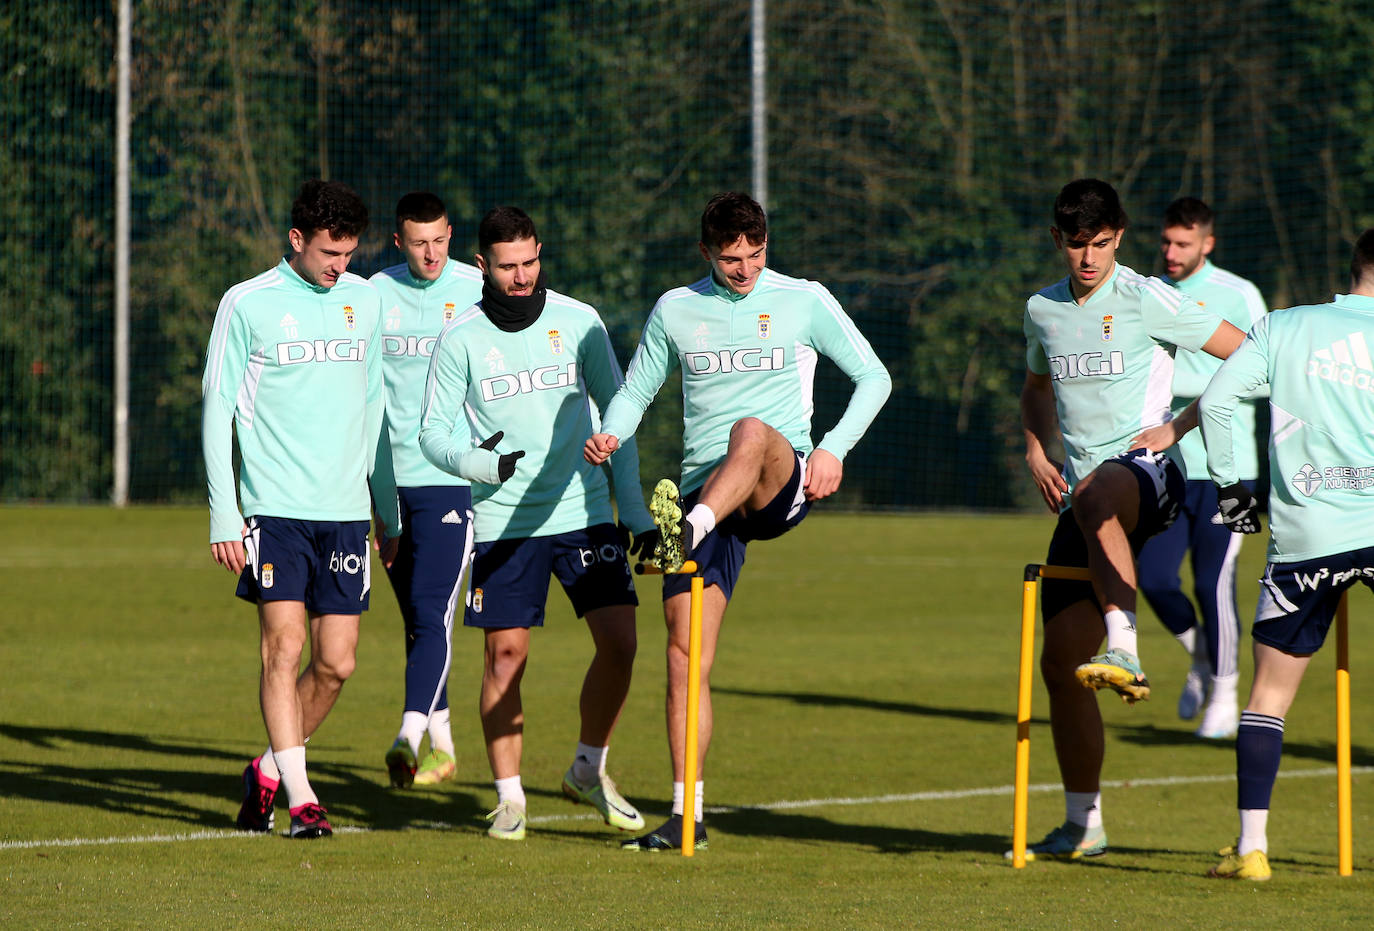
left=204, top=271, right=277, bottom=393
left=768, top=277, right=874, bottom=362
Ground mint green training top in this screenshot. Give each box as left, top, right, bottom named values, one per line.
left=202, top=258, right=384, bottom=543
left=368, top=258, right=484, bottom=534
left=1024, top=263, right=1224, bottom=500
left=599, top=267, right=892, bottom=494
left=418, top=289, right=654, bottom=543
left=1166, top=260, right=1268, bottom=481
left=1201, top=294, right=1374, bottom=562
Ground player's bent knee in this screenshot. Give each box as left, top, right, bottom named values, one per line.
left=313, top=651, right=356, bottom=685
left=602, top=632, right=637, bottom=666
left=1040, top=652, right=1084, bottom=690
left=261, top=637, right=305, bottom=671
left=727, top=416, right=769, bottom=447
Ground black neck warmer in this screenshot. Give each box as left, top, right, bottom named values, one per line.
left=481, top=272, right=548, bottom=332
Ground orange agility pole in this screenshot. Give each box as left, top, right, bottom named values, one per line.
left=636, top=559, right=702, bottom=856
left=1012, top=563, right=1093, bottom=869
left=1337, top=591, right=1352, bottom=876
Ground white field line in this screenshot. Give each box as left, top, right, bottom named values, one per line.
left=2, top=766, right=1369, bottom=851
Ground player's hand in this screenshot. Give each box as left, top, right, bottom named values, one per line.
left=619, top=520, right=660, bottom=559
left=1215, top=483, right=1261, bottom=534
left=210, top=530, right=247, bottom=574
left=803, top=449, right=843, bottom=501
left=585, top=433, right=619, bottom=465
left=479, top=430, right=526, bottom=482
left=1026, top=450, right=1068, bottom=513
left=1128, top=421, right=1181, bottom=453
left=373, top=529, right=400, bottom=569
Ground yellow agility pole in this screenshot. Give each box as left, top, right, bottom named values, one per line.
left=1337, top=590, right=1352, bottom=876
left=1012, top=563, right=1094, bottom=869
left=636, top=559, right=702, bottom=857
left=683, top=571, right=704, bottom=857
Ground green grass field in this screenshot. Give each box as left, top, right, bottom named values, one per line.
left=1, top=507, right=1372, bottom=928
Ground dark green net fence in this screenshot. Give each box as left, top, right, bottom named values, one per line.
left=5, top=1, right=1373, bottom=508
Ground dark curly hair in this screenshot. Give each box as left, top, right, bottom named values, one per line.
left=1053, top=179, right=1127, bottom=236
left=291, top=179, right=369, bottom=241
left=478, top=206, right=539, bottom=255
left=701, top=192, right=767, bottom=250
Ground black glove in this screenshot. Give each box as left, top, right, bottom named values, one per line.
left=619, top=521, right=661, bottom=559
left=479, top=430, right=526, bottom=482
left=1216, top=483, right=1261, bottom=534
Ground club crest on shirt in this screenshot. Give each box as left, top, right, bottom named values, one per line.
left=758, top=314, right=771, bottom=339
left=472, top=588, right=484, bottom=613
left=694, top=322, right=711, bottom=350
left=1101, top=314, right=1113, bottom=342
left=444, top=302, right=456, bottom=322
left=343, top=305, right=356, bottom=330
left=261, top=563, right=275, bottom=589
left=548, top=329, right=563, bottom=354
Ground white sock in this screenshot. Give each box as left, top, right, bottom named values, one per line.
left=1103, top=608, right=1138, bottom=657
left=495, top=775, right=526, bottom=809
left=273, top=745, right=317, bottom=809
left=428, top=707, right=454, bottom=756
left=685, top=504, right=716, bottom=550
left=257, top=746, right=280, bottom=782
left=572, top=742, right=607, bottom=785
left=1175, top=627, right=1196, bottom=656
left=1065, top=791, right=1102, bottom=830
left=1238, top=809, right=1269, bottom=855
left=397, top=711, right=426, bottom=756
left=671, top=781, right=705, bottom=822
left=1210, top=673, right=1240, bottom=705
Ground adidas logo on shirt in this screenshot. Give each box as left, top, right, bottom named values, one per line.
left=485, top=347, right=506, bottom=374
left=1308, top=332, right=1374, bottom=391
left=441, top=510, right=463, bottom=524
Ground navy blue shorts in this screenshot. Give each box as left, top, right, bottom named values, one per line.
left=1041, top=448, right=1185, bottom=621
left=464, top=522, right=637, bottom=629
left=236, top=516, right=372, bottom=614
left=1252, top=546, right=1374, bottom=654
left=662, top=450, right=810, bottom=603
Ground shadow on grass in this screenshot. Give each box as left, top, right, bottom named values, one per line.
left=525, top=805, right=1011, bottom=856
left=0, top=723, right=483, bottom=833
left=1111, top=721, right=1374, bottom=767
left=711, top=686, right=1020, bottom=725
left=705, top=805, right=1009, bottom=855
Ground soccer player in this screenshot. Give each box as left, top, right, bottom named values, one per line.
left=418, top=206, right=656, bottom=841
left=1138, top=198, right=1268, bottom=739
left=585, top=191, right=892, bottom=851
left=369, top=192, right=483, bottom=789
left=203, top=179, right=383, bottom=839
left=1199, top=230, right=1374, bottom=881
left=1017, top=179, right=1244, bottom=860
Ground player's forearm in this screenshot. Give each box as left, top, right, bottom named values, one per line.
left=598, top=393, right=647, bottom=445
left=1170, top=400, right=1199, bottom=439
left=418, top=421, right=504, bottom=484
left=601, top=320, right=671, bottom=440
left=201, top=396, right=242, bottom=542
left=369, top=421, right=401, bottom=536
left=815, top=364, right=892, bottom=461
left=1019, top=378, right=1059, bottom=460
left=1200, top=329, right=1270, bottom=486
left=1199, top=391, right=1241, bottom=487
left=606, top=435, right=654, bottom=532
